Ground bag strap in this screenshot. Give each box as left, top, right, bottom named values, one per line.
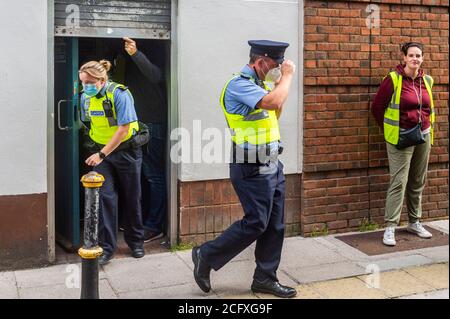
left=103, top=82, right=118, bottom=127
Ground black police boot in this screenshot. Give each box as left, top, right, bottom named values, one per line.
left=192, top=246, right=211, bottom=293
left=251, top=278, right=297, bottom=298
left=131, top=247, right=145, bottom=259
left=98, top=253, right=114, bottom=266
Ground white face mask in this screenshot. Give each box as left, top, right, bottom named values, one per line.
left=265, top=66, right=282, bottom=83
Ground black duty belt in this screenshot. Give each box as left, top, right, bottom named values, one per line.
left=231, top=142, right=283, bottom=164
left=82, top=122, right=150, bottom=154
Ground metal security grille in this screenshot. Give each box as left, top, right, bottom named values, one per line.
left=55, top=0, right=171, bottom=39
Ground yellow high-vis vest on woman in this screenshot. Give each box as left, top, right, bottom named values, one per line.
left=85, top=82, right=139, bottom=145
left=384, top=71, right=435, bottom=145
left=220, top=73, right=280, bottom=146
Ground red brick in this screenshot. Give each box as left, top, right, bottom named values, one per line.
left=302, top=223, right=327, bottom=235
left=340, top=9, right=361, bottom=18
left=317, top=8, right=340, bottom=17
left=422, top=0, right=443, bottom=5
left=328, top=2, right=349, bottom=9
left=189, top=182, right=205, bottom=206
left=212, top=180, right=222, bottom=204
left=317, top=43, right=340, bottom=51
left=179, top=182, right=190, bottom=208
left=305, top=60, right=317, bottom=68
left=205, top=206, right=215, bottom=233
left=230, top=204, right=243, bottom=223
left=305, top=16, right=329, bottom=25
left=180, top=208, right=190, bottom=235
left=221, top=181, right=231, bottom=204
left=304, top=188, right=327, bottom=198
left=204, top=182, right=214, bottom=206
left=222, top=206, right=231, bottom=229
left=214, top=209, right=223, bottom=232
left=304, top=179, right=338, bottom=189
left=327, top=220, right=348, bottom=230
left=328, top=34, right=350, bottom=42
left=189, top=207, right=199, bottom=234
left=196, top=207, right=205, bottom=233
left=327, top=204, right=349, bottom=213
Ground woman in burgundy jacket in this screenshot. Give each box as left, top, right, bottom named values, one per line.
left=371, top=42, right=435, bottom=246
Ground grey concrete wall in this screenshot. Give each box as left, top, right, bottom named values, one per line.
left=0, top=0, right=49, bottom=195
left=177, top=0, right=301, bottom=181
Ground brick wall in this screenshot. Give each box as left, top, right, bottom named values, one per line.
left=179, top=175, right=302, bottom=245
left=303, top=0, right=449, bottom=235
left=177, top=0, right=449, bottom=244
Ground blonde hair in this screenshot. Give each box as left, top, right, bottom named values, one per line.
left=79, top=60, right=112, bottom=82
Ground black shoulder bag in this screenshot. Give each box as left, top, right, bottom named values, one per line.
left=396, top=78, right=425, bottom=150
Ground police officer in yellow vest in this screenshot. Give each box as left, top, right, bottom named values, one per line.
left=79, top=60, right=145, bottom=265
left=372, top=42, right=435, bottom=246
left=192, top=40, right=297, bottom=298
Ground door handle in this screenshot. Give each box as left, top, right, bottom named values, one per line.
left=57, top=99, right=74, bottom=131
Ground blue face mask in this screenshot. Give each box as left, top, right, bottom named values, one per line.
left=83, top=83, right=100, bottom=97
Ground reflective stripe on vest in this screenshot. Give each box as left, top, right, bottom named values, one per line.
left=220, top=73, right=281, bottom=145
left=383, top=71, right=435, bottom=145
left=87, top=82, right=139, bottom=145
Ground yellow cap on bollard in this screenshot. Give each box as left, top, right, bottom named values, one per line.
left=78, top=247, right=104, bottom=259
left=81, top=171, right=105, bottom=188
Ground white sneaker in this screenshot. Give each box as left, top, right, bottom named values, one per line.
left=407, top=221, right=432, bottom=238
left=383, top=226, right=396, bottom=246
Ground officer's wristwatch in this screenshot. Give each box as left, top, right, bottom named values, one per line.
left=98, top=151, right=106, bottom=159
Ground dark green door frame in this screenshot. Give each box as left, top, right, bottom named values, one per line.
left=54, top=37, right=80, bottom=251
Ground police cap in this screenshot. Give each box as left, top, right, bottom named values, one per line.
left=248, top=40, right=290, bottom=64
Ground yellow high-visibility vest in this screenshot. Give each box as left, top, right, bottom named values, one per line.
left=220, top=73, right=280, bottom=145
left=85, top=82, right=139, bottom=145
left=384, top=71, right=435, bottom=145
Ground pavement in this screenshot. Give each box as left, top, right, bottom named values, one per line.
left=0, top=220, right=448, bottom=299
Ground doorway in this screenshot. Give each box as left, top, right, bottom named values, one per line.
left=54, top=36, right=172, bottom=260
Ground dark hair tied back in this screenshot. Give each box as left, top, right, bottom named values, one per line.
left=401, top=42, right=424, bottom=55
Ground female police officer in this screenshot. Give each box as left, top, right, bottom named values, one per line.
left=79, top=60, right=145, bottom=265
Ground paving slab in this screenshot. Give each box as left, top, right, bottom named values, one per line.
left=310, top=277, right=388, bottom=299
left=358, top=270, right=435, bottom=298
left=357, top=254, right=433, bottom=272
left=280, top=237, right=347, bottom=268
left=15, top=263, right=82, bottom=288
left=418, top=245, right=449, bottom=263
left=0, top=280, right=19, bottom=299
left=398, top=289, right=449, bottom=299
left=222, top=293, right=259, bottom=299
left=18, top=279, right=117, bottom=299
left=0, top=271, right=15, bottom=282
left=102, top=253, right=192, bottom=293
left=14, top=262, right=107, bottom=289
left=427, top=220, right=449, bottom=234
left=118, top=283, right=217, bottom=299
left=403, top=263, right=449, bottom=290
left=281, top=261, right=366, bottom=284
left=316, top=236, right=371, bottom=262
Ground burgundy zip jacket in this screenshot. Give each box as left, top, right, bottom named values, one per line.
left=371, top=64, right=431, bottom=132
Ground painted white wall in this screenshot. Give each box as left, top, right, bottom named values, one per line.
left=177, top=0, right=301, bottom=181
left=0, top=1, right=48, bottom=195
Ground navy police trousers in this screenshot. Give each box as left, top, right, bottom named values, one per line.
left=200, top=160, right=285, bottom=282
left=96, top=147, right=144, bottom=255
